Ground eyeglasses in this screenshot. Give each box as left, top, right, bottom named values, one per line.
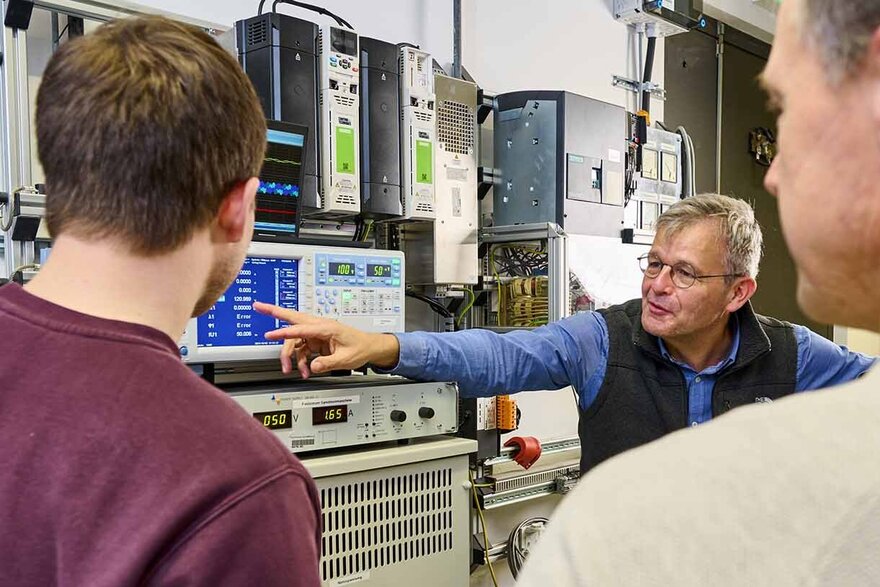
left=637, top=254, right=743, bottom=289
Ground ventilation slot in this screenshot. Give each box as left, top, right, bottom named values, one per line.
left=333, top=95, right=357, bottom=108
left=319, top=467, right=455, bottom=582
left=247, top=20, right=268, bottom=47
left=438, top=100, right=475, bottom=155
left=414, top=111, right=433, bottom=123
left=334, top=193, right=357, bottom=207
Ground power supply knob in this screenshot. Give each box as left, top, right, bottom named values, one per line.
left=418, top=407, right=435, bottom=419
left=390, top=410, right=407, bottom=423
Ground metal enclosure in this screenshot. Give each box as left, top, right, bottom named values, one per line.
left=624, top=126, right=683, bottom=242
left=404, top=74, right=479, bottom=285
left=235, top=14, right=322, bottom=213
left=228, top=378, right=459, bottom=454
left=613, top=0, right=701, bottom=36
left=399, top=46, right=436, bottom=220
left=359, top=37, right=403, bottom=219
left=493, top=91, right=628, bottom=237
left=302, top=437, right=475, bottom=587
left=317, top=25, right=361, bottom=217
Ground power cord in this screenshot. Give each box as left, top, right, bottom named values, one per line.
left=267, top=0, right=354, bottom=30
left=469, top=470, right=499, bottom=587
left=454, top=286, right=476, bottom=327
left=506, top=517, right=549, bottom=579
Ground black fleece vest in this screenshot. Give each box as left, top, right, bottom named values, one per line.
left=579, top=299, right=798, bottom=474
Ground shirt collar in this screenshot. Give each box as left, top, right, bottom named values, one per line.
left=657, top=314, right=741, bottom=375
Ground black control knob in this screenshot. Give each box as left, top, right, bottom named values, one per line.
left=390, top=410, right=407, bottom=423
left=418, top=407, right=435, bottom=419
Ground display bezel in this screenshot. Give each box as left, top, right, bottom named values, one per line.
left=312, top=404, right=349, bottom=425
left=253, top=409, right=293, bottom=430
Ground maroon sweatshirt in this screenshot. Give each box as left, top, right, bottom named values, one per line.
left=0, top=283, right=321, bottom=586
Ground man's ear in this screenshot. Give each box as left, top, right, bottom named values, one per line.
left=215, top=177, right=259, bottom=243
left=726, top=276, right=758, bottom=313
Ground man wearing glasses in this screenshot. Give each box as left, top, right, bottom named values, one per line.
left=254, top=193, right=873, bottom=473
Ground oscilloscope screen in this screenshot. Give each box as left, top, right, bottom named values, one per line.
left=254, top=121, right=307, bottom=240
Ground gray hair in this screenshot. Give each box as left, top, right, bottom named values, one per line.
left=655, top=193, right=764, bottom=279
left=802, top=0, right=880, bottom=81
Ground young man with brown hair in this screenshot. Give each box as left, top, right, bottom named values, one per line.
left=0, top=16, right=320, bottom=585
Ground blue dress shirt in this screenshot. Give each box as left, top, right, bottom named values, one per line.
left=390, top=310, right=875, bottom=425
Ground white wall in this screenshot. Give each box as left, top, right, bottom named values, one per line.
left=463, top=0, right=665, bottom=120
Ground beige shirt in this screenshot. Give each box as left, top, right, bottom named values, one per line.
left=517, top=366, right=880, bottom=586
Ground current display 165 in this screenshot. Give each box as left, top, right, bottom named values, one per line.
left=312, top=405, right=348, bottom=425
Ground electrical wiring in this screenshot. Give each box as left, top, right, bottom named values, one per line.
left=489, top=244, right=551, bottom=327
left=506, top=517, right=549, bottom=579
left=469, top=470, right=499, bottom=587
left=270, top=0, right=354, bottom=29
left=405, top=291, right=452, bottom=318
left=454, top=286, right=476, bottom=327
left=0, top=203, right=11, bottom=232
left=361, top=220, right=374, bottom=242
left=676, top=125, right=697, bottom=197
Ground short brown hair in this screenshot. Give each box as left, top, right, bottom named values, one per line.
left=36, top=16, right=267, bottom=254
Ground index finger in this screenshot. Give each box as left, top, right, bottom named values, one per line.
left=253, top=301, right=317, bottom=325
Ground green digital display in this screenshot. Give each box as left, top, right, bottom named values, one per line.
left=368, top=264, right=392, bottom=277
left=416, top=139, right=433, bottom=184
left=336, top=126, right=356, bottom=175
left=330, top=262, right=355, bottom=276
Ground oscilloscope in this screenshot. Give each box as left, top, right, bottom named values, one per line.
left=178, top=242, right=405, bottom=364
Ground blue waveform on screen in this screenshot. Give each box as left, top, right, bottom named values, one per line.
left=258, top=182, right=299, bottom=197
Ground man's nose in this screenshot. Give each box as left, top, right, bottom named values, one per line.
left=651, top=265, right=675, bottom=293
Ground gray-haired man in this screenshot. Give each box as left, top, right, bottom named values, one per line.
left=515, top=0, right=880, bottom=584
left=255, top=192, right=873, bottom=474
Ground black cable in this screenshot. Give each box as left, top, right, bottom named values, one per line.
left=272, top=0, right=354, bottom=29
left=642, top=35, right=657, bottom=114
left=257, top=0, right=268, bottom=15
left=54, top=23, right=70, bottom=44
left=405, top=291, right=453, bottom=318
